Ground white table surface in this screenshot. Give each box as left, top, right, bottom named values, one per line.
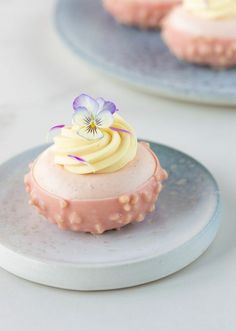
left=0, top=1, right=235, bottom=330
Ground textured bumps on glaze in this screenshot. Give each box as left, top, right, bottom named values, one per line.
left=24, top=143, right=168, bottom=234
left=103, top=0, right=181, bottom=29
left=163, top=27, right=236, bottom=68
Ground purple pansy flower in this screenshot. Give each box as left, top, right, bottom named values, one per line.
left=48, top=94, right=131, bottom=164
left=72, top=94, right=118, bottom=140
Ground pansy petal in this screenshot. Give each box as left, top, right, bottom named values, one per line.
left=77, top=126, right=104, bottom=140
left=96, top=97, right=105, bottom=112
left=73, top=94, right=99, bottom=114
left=97, top=97, right=117, bottom=114
left=103, top=101, right=117, bottom=114
left=72, top=108, right=92, bottom=126
left=95, top=110, right=114, bottom=128
left=73, top=106, right=87, bottom=113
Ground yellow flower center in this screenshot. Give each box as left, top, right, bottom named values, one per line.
left=90, top=120, right=96, bottom=129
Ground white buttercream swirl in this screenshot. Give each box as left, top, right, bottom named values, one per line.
left=52, top=114, right=138, bottom=174
left=185, top=0, right=236, bottom=19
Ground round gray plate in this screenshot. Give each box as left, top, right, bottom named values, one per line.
left=55, top=0, right=236, bottom=105
left=0, top=142, right=220, bottom=290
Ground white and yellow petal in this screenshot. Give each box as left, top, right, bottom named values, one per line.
left=95, top=110, right=114, bottom=128
left=72, top=108, right=92, bottom=127
left=77, top=126, right=104, bottom=140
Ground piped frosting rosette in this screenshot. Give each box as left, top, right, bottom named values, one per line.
left=50, top=94, right=138, bottom=175
left=184, top=0, right=236, bottom=19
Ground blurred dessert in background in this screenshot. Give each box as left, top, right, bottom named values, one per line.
left=162, top=0, right=236, bottom=68
left=103, top=0, right=181, bottom=29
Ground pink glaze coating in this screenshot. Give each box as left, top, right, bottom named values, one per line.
left=34, top=143, right=157, bottom=200
left=24, top=142, right=168, bottom=234
left=103, top=0, right=181, bottom=28
left=162, top=6, right=236, bottom=68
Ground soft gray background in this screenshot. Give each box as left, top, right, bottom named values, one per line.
left=0, top=0, right=235, bottom=330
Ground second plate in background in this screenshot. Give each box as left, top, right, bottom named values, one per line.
left=56, top=0, right=236, bottom=106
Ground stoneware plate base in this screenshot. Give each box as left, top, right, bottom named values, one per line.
left=0, top=142, right=220, bottom=290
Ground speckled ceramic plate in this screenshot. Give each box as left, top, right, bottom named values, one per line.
left=55, top=0, right=236, bottom=105
left=0, top=142, right=220, bottom=290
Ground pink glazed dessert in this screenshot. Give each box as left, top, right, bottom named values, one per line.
left=24, top=94, right=168, bottom=234
left=103, top=0, right=181, bottom=28
left=162, top=1, right=236, bottom=68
